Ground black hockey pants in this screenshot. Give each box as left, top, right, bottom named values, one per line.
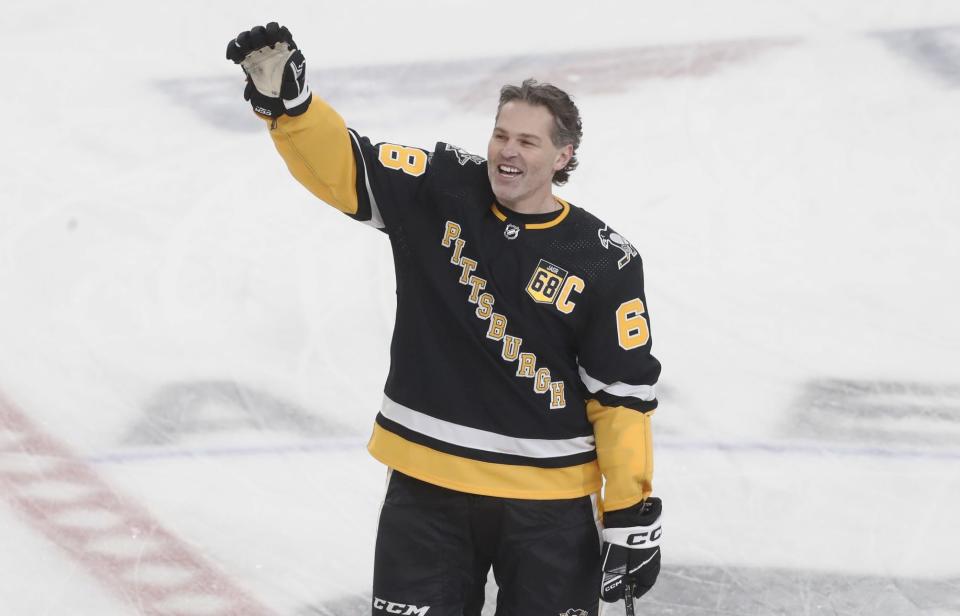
left=372, top=471, right=602, bottom=616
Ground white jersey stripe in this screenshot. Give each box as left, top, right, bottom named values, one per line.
left=348, top=130, right=385, bottom=229
left=380, top=395, right=595, bottom=458
left=578, top=366, right=656, bottom=401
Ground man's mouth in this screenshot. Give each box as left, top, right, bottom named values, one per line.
left=497, top=164, right=523, bottom=178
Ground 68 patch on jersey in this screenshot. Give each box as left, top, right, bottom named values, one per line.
left=525, top=259, right=587, bottom=315
left=526, top=259, right=569, bottom=304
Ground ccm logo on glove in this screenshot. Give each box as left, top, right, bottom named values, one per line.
left=627, top=526, right=662, bottom=546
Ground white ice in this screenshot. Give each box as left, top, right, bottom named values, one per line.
left=1, top=1, right=959, bottom=614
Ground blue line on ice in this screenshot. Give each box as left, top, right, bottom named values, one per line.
left=84, top=437, right=960, bottom=465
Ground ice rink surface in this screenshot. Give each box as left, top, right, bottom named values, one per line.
left=2, top=1, right=960, bottom=614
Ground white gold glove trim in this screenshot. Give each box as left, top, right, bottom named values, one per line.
left=602, top=515, right=663, bottom=549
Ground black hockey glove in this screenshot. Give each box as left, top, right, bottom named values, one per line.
left=600, top=497, right=662, bottom=604
left=226, top=22, right=311, bottom=118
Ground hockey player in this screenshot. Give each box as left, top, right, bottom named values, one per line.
left=227, top=23, right=662, bottom=616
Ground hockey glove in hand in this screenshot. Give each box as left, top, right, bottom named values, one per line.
left=226, top=22, right=311, bottom=118
left=600, top=497, right=662, bottom=604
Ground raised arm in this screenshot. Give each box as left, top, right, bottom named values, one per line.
left=226, top=22, right=430, bottom=231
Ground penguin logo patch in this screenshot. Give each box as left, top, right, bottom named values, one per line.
left=598, top=225, right=639, bottom=270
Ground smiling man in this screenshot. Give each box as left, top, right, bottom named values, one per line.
left=488, top=98, right=573, bottom=214
left=228, top=23, right=663, bottom=616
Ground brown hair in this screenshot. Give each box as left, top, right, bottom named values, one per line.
left=497, top=78, right=583, bottom=185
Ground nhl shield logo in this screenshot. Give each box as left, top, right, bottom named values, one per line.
left=526, top=259, right=569, bottom=304
left=598, top=225, right=639, bottom=270
left=559, top=610, right=589, bottom=616
left=504, top=223, right=520, bottom=240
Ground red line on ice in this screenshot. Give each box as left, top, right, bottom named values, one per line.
left=0, top=392, right=276, bottom=616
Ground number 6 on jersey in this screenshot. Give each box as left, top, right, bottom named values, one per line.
left=616, top=298, right=650, bottom=350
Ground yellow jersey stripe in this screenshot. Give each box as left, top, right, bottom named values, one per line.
left=368, top=424, right=602, bottom=500
left=489, top=198, right=571, bottom=230
left=526, top=199, right=571, bottom=229
left=490, top=204, right=508, bottom=222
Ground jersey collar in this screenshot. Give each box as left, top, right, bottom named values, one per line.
left=490, top=198, right=570, bottom=230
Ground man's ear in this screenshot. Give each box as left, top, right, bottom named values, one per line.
left=554, top=144, right=574, bottom=171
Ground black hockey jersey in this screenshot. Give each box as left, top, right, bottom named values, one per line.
left=266, top=98, right=661, bottom=511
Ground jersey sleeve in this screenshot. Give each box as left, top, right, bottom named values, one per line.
left=266, top=97, right=430, bottom=232
left=578, top=256, right=662, bottom=512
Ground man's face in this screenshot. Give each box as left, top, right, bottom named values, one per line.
left=487, top=101, right=572, bottom=209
